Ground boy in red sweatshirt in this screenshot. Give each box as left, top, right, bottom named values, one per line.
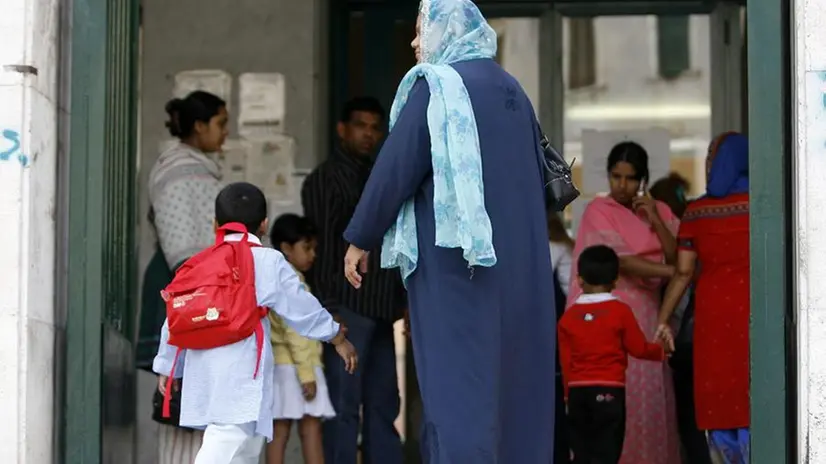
left=558, top=245, right=668, bottom=463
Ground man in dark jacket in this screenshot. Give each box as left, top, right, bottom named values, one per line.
left=302, top=97, right=406, bottom=464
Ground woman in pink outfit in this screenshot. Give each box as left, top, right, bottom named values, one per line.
left=567, top=142, right=681, bottom=464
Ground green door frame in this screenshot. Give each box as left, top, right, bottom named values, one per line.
left=332, top=0, right=795, bottom=462
left=64, top=0, right=108, bottom=460
left=59, top=0, right=793, bottom=460
left=746, top=0, right=794, bottom=461
left=54, top=0, right=792, bottom=460
left=63, top=0, right=140, bottom=460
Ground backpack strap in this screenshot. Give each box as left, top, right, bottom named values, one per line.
left=215, top=222, right=249, bottom=245
left=162, top=314, right=266, bottom=421
left=162, top=347, right=183, bottom=419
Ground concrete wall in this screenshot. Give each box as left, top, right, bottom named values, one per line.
left=793, top=0, right=826, bottom=459
left=137, top=0, right=329, bottom=461
left=138, top=0, right=329, bottom=263
left=0, top=0, right=60, bottom=460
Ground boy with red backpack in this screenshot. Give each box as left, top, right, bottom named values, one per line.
left=153, top=182, right=357, bottom=464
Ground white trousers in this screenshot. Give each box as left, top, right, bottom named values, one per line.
left=193, top=423, right=265, bottom=464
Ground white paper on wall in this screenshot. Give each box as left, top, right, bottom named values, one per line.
left=238, top=73, right=286, bottom=137
left=173, top=70, right=233, bottom=109
left=580, top=128, right=671, bottom=194
left=244, top=134, right=296, bottom=205
left=269, top=170, right=311, bottom=221
left=218, top=139, right=248, bottom=184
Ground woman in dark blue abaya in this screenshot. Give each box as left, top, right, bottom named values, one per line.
left=341, top=1, right=556, bottom=462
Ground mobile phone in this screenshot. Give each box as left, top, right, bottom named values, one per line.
left=637, top=179, right=647, bottom=197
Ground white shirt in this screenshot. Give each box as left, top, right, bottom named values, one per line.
left=153, top=234, right=340, bottom=441
left=549, top=241, right=573, bottom=295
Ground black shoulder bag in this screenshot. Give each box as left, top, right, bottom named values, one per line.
left=538, top=130, right=580, bottom=212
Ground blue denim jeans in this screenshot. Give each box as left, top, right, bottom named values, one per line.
left=322, top=308, right=403, bottom=464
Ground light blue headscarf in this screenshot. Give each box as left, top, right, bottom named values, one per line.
left=380, top=0, right=498, bottom=281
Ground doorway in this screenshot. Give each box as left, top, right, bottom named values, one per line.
left=329, top=1, right=748, bottom=462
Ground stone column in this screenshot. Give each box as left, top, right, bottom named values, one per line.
left=0, top=0, right=60, bottom=461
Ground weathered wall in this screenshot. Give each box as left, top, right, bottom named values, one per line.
left=793, top=0, right=826, bottom=460
left=136, top=0, right=329, bottom=461
left=0, top=0, right=60, bottom=460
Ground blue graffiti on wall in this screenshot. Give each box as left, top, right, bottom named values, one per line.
left=0, top=129, right=29, bottom=167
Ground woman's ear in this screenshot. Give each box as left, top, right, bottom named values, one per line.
left=193, top=119, right=207, bottom=136
left=213, top=218, right=218, bottom=233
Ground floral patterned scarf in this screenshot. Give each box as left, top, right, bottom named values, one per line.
left=381, top=0, right=498, bottom=280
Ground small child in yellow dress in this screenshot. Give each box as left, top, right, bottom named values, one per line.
left=266, top=214, right=336, bottom=464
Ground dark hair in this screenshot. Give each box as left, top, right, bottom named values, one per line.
left=269, top=214, right=317, bottom=251
left=649, top=172, right=691, bottom=217
left=340, top=96, right=386, bottom=123
left=214, top=182, right=268, bottom=234
left=165, top=91, right=226, bottom=139
left=653, top=172, right=689, bottom=190
left=577, top=245, right=620, bottom=287
left=607, top=141, right=649, bottom=183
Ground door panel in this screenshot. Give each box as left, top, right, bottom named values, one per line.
left=65, top=0, right=139, bottom=459
left=102, top=0, right=138, bottom=341
left=101, top=0, right=139, bottom=459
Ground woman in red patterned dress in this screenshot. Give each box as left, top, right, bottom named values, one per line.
left=655, top=132, right=750, bottom=464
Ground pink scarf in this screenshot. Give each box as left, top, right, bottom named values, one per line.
left=566, top=196, right=678, bottom=308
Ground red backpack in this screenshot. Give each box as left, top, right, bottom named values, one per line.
left=159, top=222, right=268, bottom=418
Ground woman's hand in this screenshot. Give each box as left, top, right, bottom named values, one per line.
left=654, top=323, right=675, bottom=353
left=344, top=245, right=369, bottom=289
left=157, top=375, right=179, bottom=395
left=632, top=195, right=660, bottom=223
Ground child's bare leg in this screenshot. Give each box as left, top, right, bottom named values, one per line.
left=298, top=416, right=325, bottom=464
left=266, top=420, right=292, bottom=464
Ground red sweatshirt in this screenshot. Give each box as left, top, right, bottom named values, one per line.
left=558, top=293, right=665, bottom=398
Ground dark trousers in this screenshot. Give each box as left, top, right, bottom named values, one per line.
left=670, top=344, right=713, bottom=464
left=323, top=308, right=403, bottom=464
left=568, top=386, right=626, bottom=464
left=554, top=375, right=570, bottom=463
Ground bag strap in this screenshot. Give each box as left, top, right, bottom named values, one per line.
left=162, top=348, right=183, bottom=419
left=215, top=222, right=249, bottom=245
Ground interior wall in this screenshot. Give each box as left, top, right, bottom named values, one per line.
left=137, top=0, right=329, bottom=461
left=138, top=0, right=329, bottom=263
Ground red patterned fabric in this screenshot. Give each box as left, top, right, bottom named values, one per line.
left=678, top=192, right=750, bottom=430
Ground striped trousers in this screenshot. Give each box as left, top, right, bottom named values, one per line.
left=159, top=424, right=204, bottom=464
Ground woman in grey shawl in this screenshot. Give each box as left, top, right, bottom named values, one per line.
left=138, top=90, right=227, bottom=463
